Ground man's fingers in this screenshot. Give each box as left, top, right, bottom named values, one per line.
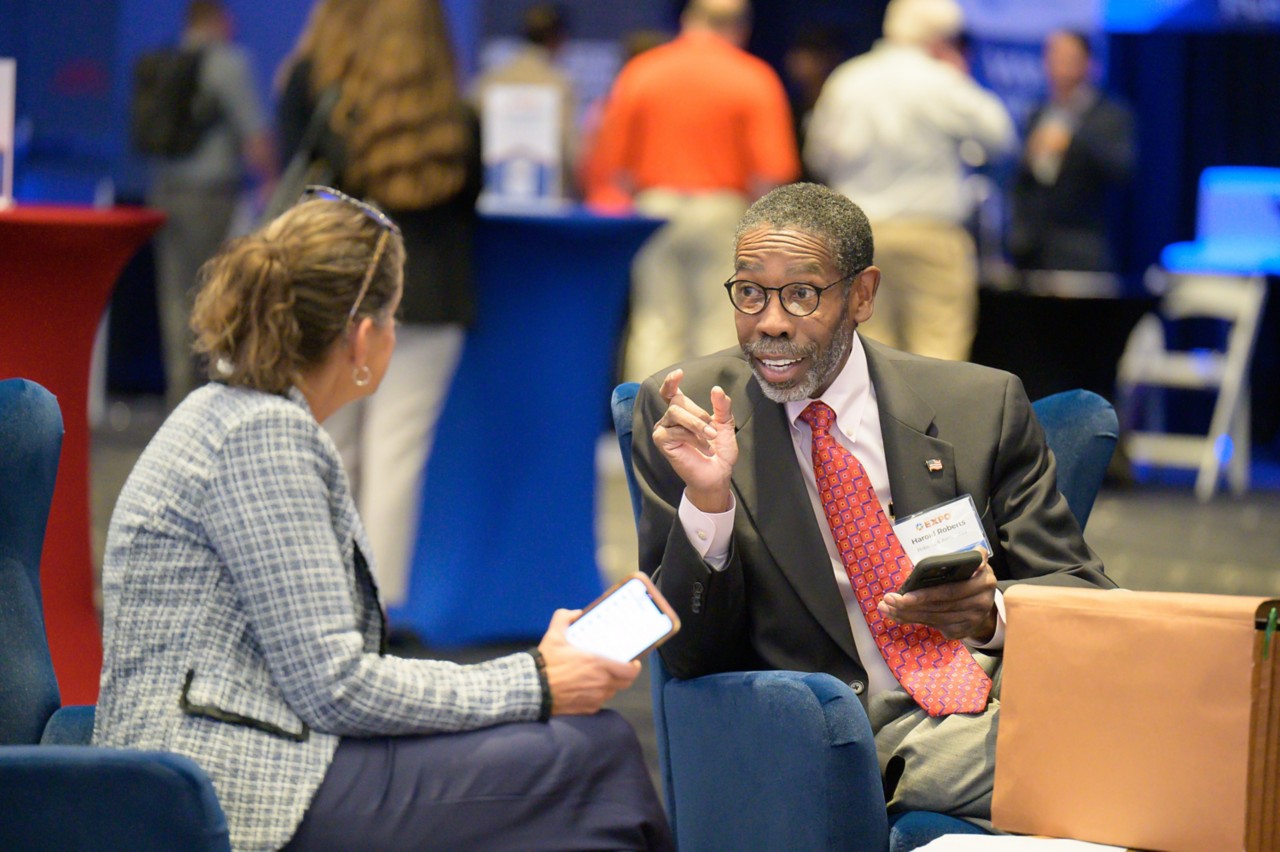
left=658, top=369, right=685, bottom=403
left=657, top=395, right=716, bottom=441
left=903, top=582, right=979, bottom=607
left=892, top=602, right=984, bottom=624
left=658, top=402, right=718, bottom=438
left=671, top=393, right=713, bottom=424
left=659, top=371, right=719, bottom=425
left=899, top=563, right=993, bottom=605
left=709, top=385, right=734, bottom=425
left=547, top=608, right=581, bottom=633
left=881, top=580, right=991, bottom=618
left=894, top=583, right=990, bottom=615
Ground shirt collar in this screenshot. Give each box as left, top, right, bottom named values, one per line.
left=784, top=332, right=871, bottom=439
left=678, top=29, right=737, bottom=51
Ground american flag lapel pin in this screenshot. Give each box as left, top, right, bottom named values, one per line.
left=925, top=458, right=943, bottom=473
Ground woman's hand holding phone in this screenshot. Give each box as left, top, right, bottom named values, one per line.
left=536, top=573, right=682, bottom=716
left=537, top=609, right=640, bottom=716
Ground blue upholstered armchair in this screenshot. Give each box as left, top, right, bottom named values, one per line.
left=611, top=382, right=1118, bottom=852
left=0, top=378, right=231, bottom=851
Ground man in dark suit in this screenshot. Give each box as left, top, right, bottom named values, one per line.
left=1008, top=30, right=1136, bottom=275
left=633, top=182, right=1115, bottom=823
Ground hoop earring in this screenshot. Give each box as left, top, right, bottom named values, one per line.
left=353, top=365, right=372, bottom=388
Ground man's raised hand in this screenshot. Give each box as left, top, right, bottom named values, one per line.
left=651, top=370, right=738, bottom=513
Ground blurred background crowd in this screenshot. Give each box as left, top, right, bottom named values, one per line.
left=5, top=0, right=1280, bottom=477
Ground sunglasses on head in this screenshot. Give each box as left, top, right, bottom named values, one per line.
left=301, top=186, right=400, bottom=325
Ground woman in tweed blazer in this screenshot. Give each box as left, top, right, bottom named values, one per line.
left=93, top=190, right=672, bottom=851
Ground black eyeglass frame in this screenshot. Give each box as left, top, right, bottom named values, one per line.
left=301, top=185, right=401, bottom=326
left=723, top=270, right=861, bottom=318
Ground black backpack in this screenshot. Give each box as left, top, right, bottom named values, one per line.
left=129, top=47, right=219, bottom=157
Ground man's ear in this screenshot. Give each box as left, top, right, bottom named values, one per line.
left=851, top=267, right=880, bottom=324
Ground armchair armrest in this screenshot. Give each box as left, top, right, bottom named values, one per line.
left=40, top=704, right=95, bottom=745
left=0, top=745, right=230, bottom=851
left=659, top=665, right=889, bottom=851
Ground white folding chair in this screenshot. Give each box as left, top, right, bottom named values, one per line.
left=1118, top=166, right=1279, bottom=501
left=1117, top=272, right=1266, bottom=500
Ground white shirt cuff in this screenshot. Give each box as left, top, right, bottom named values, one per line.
left=965, top=587, right=1006, bottom=651
left=677, top=490, right=736, bottom=571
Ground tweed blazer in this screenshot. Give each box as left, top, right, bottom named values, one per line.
left=93, top=384, right=542, bottom=851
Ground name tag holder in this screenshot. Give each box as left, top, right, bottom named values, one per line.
left=891, top=494, right=990, bottom=564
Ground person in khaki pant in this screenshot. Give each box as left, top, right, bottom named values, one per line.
left=805, top=0, right=1014, bottom=361
left=861, top=219, right=976, bottom=360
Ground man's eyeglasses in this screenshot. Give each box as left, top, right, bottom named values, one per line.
left=301, top=185, right=400, bottom=325
left=724, top=271, right=859, bottom=318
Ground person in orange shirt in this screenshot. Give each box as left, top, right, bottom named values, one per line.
left=577, top=28, right=670, bottom=209
left=590, top=0, right=800, bottom=381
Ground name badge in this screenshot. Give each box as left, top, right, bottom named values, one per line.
left=892, top=494, right=990, bottom=564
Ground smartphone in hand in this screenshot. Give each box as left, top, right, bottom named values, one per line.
left=564, top=572, right=681, bottom=663
left=896, top=549, right=983, bottom=595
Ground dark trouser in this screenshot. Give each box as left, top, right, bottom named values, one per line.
left=284, top=711, right=673, bottom=851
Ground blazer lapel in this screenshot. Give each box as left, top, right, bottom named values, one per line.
left=864, top=340, right=958, bottom=518
left=730, top=375, right=860, bottom=662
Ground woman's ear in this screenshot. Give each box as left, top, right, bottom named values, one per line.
left=347, top=316, right=375, bottom=367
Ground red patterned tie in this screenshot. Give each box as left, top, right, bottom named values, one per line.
left=799, top=401, right=991, bottom=717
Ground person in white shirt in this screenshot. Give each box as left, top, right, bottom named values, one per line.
left=632, top=182, right=1113, bottom=826
left=804, top=0, right=1014, bottom=361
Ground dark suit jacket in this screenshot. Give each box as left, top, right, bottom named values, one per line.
left=633, top=339, right=1114, bottom=691
left=1009, top=94, right=1135, bottom=272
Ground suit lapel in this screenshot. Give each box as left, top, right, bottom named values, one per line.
left=730, top=373, right=860, bottom=662
left=863, top=340, right=958, bottom=518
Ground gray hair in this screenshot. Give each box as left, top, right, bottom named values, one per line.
left=734, top=182, right=874, bottom=277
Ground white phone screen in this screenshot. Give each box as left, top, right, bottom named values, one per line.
left=564, top=578, right=674, bottom=662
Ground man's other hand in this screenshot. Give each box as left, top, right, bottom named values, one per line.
left=878, top=550, right=998, bottom=643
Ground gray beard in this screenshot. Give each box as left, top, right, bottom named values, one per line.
left=742, top=318, right=855, bottom=404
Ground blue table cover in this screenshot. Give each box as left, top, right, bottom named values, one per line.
left=390, top=208, right=663, bottom=646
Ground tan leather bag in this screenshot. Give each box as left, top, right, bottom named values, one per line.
left=993, top=586, right=1280, bottom=852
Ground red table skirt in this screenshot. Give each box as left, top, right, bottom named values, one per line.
left=0, top=204, right=164, bottom=705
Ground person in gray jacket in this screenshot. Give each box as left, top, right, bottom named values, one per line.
left=93, top=188, right=672, bottom=851
left=148, top=0, right=276, bottom=410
